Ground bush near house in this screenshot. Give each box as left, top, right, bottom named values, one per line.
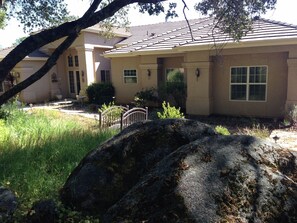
left=86, top=83, right=115, bottom=105
left=134, top=88, right=159, bottom=107
left=157, top=101, right=185, bottom=119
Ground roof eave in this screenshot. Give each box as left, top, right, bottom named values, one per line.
left=176, top=37, right=297, bottom=52
left=105, top=37, right=297, bottom=58
left=104, top=48, right=181, bottom=58
left=23, top=57, right=49, bottom=61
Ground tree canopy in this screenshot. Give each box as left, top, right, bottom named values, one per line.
left=0, top=0, right=277, bottom=105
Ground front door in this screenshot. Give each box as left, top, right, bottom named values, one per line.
left=68, top=71, right=81, bottom=97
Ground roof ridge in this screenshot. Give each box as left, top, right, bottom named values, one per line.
left=108, top=17, right=211, bottom=53
left=257, top=17, right=297, bottom=29
left=129, top=17, right=206, bottom=29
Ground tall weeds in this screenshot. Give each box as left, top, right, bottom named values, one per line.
left=0, top=103, right=116, bottom=211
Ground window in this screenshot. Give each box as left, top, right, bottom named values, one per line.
left=74, top=56, right=79, bottom=67
left=75, top=71, right=81, bottom=94
left=101, top=70, right=111, bottom=83
left=230, top=66, right=267, bottom=101
left=68, top=71, right=75, bottom=93
left=68, top=56, right=73, bottom=67
left=0, top=81, right=4, bottom=93
left=123, top=69, right=137, bottom=83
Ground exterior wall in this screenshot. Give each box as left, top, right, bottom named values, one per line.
left=94, top=48, right=111, bottom=82
left=111, top=57, right=142, bottom=104
left=183, top=51, right=213, bottom=115
left=16, top=61, right=51, bottom=103
left=212, top=52, right=288, bottom=117
left=286, top=46, right=297, bottom=109
left=55, top=52, right=68, bottom=97
left=111, top=55, right=185, bottom=104
left=110, top=47, right=290, bottom=118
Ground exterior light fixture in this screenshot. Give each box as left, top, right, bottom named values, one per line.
left=196, top=68, right=200, bottom=78
left=147, top=69, right=151, bottom=77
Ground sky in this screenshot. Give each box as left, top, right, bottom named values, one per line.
left=0, top=0, right=296, bottom=48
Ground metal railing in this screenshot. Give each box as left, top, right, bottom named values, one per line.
left=120, top=107, right=148, bottom=130
left=99, top=105, right=148, bottom=130
left=99, top=105, right=129, bottom=129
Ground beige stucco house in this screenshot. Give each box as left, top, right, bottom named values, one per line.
left=105, top=17, right=297, bottom=118
left=0, top=25, right=130, bottom=103
left=1, top=17, right=297, bottom=118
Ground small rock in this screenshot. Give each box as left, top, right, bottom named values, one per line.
left=0, top=187, right=18, bottom=222
left=27, top=199, right=58, bottom=223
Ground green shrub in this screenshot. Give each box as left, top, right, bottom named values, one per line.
left=134, top=88, right=158, bottom=107
left=99, top=101, right=123, bottom=116
left=157, top=101, right=185, bottom=119
left=86, top=83, right=115, bottom=104
left=215, top=125, right=230, bottom=135
left=0, top=99, right=22, bottom=120
left=166, top=70, right=184, bottom=82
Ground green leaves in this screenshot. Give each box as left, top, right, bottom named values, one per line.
left=4, top=0, right=70, bottom=32
left=0, top=8, right=5, bottom=29
left=157, top=101, right=185, bottom=119
left=195, top=0, right=277, bottom=41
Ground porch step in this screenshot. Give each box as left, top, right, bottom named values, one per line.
left=49, top=100, right=73, bottom=106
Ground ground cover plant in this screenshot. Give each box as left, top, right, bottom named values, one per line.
left=0, top=102, right=116, bottom=221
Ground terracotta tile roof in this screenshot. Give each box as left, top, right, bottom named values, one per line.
left=0, top=46, right=49, bottom=59
left=105, top=17, right=297, bottom=56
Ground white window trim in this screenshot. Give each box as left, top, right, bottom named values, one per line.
left=229, top=65, right=268, bottom=102
left=123, top=69, right=138, bottom=84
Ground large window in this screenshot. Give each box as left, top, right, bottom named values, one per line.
left=101, top=70, right=111, bottom=83
left=0, top=81, right=4, bottom=93
left=230, top=66, right=267, bottom=101
left=123, top=69, right=137, bottom=83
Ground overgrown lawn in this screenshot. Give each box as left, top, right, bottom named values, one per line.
left=0, top=104, right=116, bottom=216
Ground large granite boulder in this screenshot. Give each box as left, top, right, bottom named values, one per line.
left=60, top=119, right=297, bottom=222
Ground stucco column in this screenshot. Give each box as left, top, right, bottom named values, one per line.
left=183, top=61, right=213, bottom=116
left=286, top=58, right=297, bottom=109
left=76, top=46, right=95, bottom=86
left=139, top=64, right=159, bottom=89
